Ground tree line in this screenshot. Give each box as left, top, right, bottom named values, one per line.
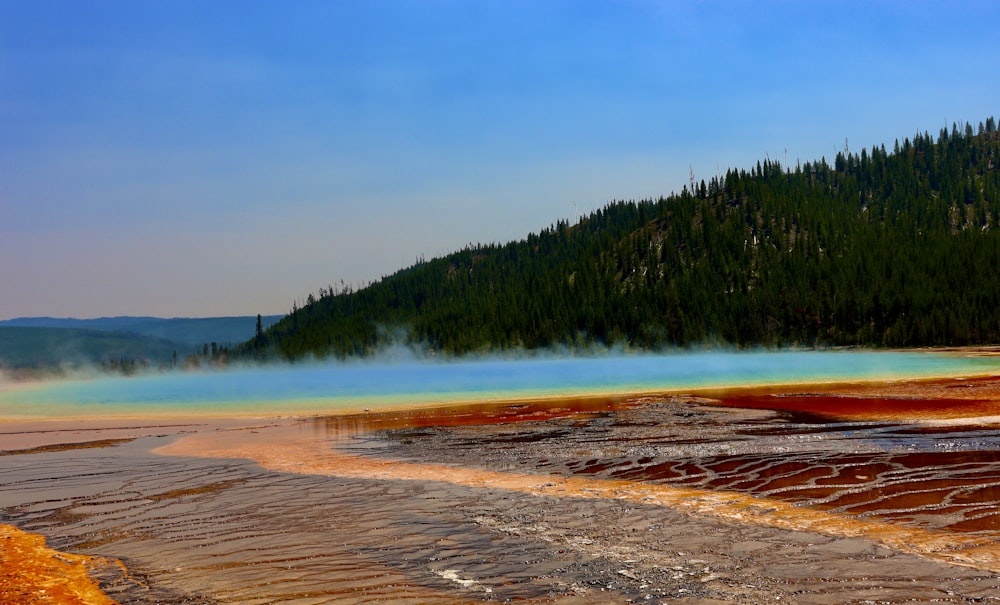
left=241, top=117, right=1000, bottom=359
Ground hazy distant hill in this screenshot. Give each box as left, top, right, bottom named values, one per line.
left=0, top=326, right=181, bottom=369
left=0, top=316, right=282, bottom=346
left=0, top=315, right=282, bottom=369
left=242, top=117, right=1000, bottom=359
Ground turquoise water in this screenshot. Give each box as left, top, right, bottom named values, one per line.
left=2, top=351, right=999, bottom=419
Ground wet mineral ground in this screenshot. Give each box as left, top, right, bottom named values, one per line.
left=4, top=377, right=1000, bottom=603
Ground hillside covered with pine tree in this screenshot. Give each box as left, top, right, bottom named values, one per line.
left=244, top=118, right=1000, bottom=360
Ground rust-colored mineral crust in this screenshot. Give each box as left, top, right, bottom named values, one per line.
left=1, top=523, right=118, bottom=605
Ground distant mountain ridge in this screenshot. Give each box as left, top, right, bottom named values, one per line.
left=0, top=315, right=282, bottom=370
left=242, top=117, right=1000, bottom=359
left=0, top=316, right=282, bottom=346
left=1, top=316, right=163, bottom=329
left=0, top=326, right=181, bottom=369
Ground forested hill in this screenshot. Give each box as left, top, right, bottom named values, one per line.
left=245, top=118, right=1000, bottom=359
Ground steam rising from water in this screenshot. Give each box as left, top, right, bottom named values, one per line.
left=2, top=350, right=998, bottom=419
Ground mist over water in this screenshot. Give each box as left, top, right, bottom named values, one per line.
left=2, top=350, right=999, bottom=419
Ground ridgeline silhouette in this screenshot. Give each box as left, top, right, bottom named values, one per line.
left=245, top=118, right=1000, bottom=359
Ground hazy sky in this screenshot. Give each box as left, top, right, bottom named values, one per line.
left=3, top=1, right=999, bottom=319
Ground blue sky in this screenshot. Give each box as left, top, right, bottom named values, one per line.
left=2, top=1, right=998, bottom=319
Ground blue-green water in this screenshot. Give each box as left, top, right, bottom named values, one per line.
left=2, top=351, right=999, bottom=419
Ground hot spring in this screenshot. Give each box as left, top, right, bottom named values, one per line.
left=3, top=349, right=1000, bottom=419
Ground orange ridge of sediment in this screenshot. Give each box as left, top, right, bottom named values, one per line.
left=157, top=425, right=1000, bottom=575
left=0, top=523, right=120, bottom=605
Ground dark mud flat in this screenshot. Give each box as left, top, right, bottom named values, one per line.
left=3, top=393, right=1000, bottom=603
